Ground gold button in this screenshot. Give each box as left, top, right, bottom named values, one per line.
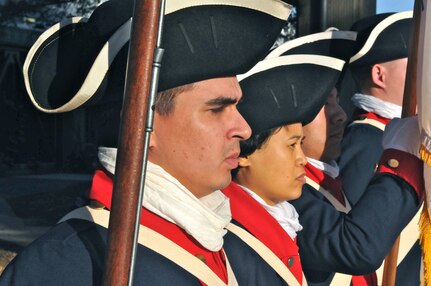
left=388, top=159, right=399, bottom=168
left=195, top=254, right=207, bottom=264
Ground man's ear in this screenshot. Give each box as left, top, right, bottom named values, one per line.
left=238, top=156, right=251, bottom=167
left=149, top=131, right=157, bottom=148
left=370, top=64, right=386, bottom=89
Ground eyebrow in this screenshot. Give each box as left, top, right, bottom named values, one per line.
left=205, top=97, right=239, bottom=107
left=289, top=135, right=305, bottom=140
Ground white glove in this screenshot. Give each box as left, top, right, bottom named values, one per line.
left=382, top=116, right=421, bottom=158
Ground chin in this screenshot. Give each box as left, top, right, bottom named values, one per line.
left=291, top=190, right=303, bottom=200
left=221, top=179, right=232, bottom=189
left=214, top=174, right=232, bottom=191
left=286, top=186, right=303, bottom=201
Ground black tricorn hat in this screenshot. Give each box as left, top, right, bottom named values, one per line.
left=237, top=54, right=345, bottom=134
left=349, top=11, right=413, bottom=67
left=23, top=0, right=292, bottom=113
left=266, top=30, right=357, bottom=62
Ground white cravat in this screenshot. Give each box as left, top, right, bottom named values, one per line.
left=307, top=157, right=340, bottom=179
left=351, top=93, right=402, bottom=119
left=238, top=185, right=302, bottom=240
left=97, top=147, right=231, bottom=251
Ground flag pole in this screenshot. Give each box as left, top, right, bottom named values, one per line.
left=381, top=1, right=422, bottom=285
left=103, top=0, right=163, bottom=285
left=401, top=0, right=421, bottom=119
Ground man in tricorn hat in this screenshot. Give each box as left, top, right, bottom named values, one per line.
left=339, top=11, right=412, bottom=205
left=337, top=11, right=422, bottom=285
left=0, top=0, right=292, bottom=285
left=293, top=83, right=422, bottom=286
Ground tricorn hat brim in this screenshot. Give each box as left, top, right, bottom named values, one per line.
left=24, top=0, right=292, bottom=113
left=349, top=11, right=413, bottom=66
left=237, top=54, right=344, bottom=134
left=266, top=30, right=357, bottom=62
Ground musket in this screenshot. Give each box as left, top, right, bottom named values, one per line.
left=381, top=0, right=422, bottom=285
left=103, top=0, right=165, bottom=285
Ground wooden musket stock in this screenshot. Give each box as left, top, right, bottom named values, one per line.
left=103, top=0, right=162, bottom=285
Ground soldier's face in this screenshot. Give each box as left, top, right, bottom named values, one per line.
left=302, top=88, right=347, bottom=162
left=149, top=77, right=251, bottom=198
left=236, top=123, right=307, bottom=205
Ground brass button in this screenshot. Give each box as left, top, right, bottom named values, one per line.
left=287, top=257, right=295, bottom=267
left=195, top=254, right=207, bottom=264
left=387, top=159, right=399, bottom=168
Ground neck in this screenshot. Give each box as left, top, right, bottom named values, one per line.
left=366, top=89, right=402, bottom=106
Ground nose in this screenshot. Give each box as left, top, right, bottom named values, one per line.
left=333, top=103, right=347, bottom=125
left=297, top=145, right=307, bottom=166
left=228, top=109, right=252, bottom=141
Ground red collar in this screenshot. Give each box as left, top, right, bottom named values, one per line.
left=355, top=111, right=391, bottom=125
left=88, top=169, right=228, bottom=284
left=305, top=163, right=346, bottom=206
left=222, top=182, right=303, bottom=283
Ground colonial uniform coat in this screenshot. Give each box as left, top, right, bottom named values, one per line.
left=338, top=109, right=422, bottom=285
left=291, top=149, right=423, bottom=286
left=0, top=169, right=234, bottom=286
left=339, top=110, right=390, bottom=205
left=222, top=182, right=305, bottom=286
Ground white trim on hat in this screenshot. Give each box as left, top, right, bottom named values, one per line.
left=24, top=18, right=132, bottom=113
left=166, top=0, right=292, bottom=20
left=24, top=0, right=292, bottom=113
left=349, top=11, right=413, bottom=64
left=265, top=30, right=357, bottom=59
left=23, top=17, right=86, bottom=112
left=237, top=54, right=345, bottom=82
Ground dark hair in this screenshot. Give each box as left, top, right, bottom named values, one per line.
left=155, top=83, right=195, bottom=116
left=231, top=126, right=281, bottom=178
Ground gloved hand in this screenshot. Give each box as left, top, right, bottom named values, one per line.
left=382, top=116, right=420, bottom=158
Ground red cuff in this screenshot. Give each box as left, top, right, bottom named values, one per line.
left=376, top=148, right=424, bottom=202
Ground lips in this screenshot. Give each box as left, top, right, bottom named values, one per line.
left=330, top=129, right=344, bottom=140
left=296, top=172, right=306, bottom=184
left=225, top=151, right=240, bottom=169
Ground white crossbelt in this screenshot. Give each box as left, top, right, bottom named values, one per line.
left=348, top=118, right=386, bottom=131
left=305, top=178, right=352, bottom=214
left=305, top=178, right=353, bottom=285
left=226, top=222, right=307, bottom=286
left=60, top=206, right=238, bottom=286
